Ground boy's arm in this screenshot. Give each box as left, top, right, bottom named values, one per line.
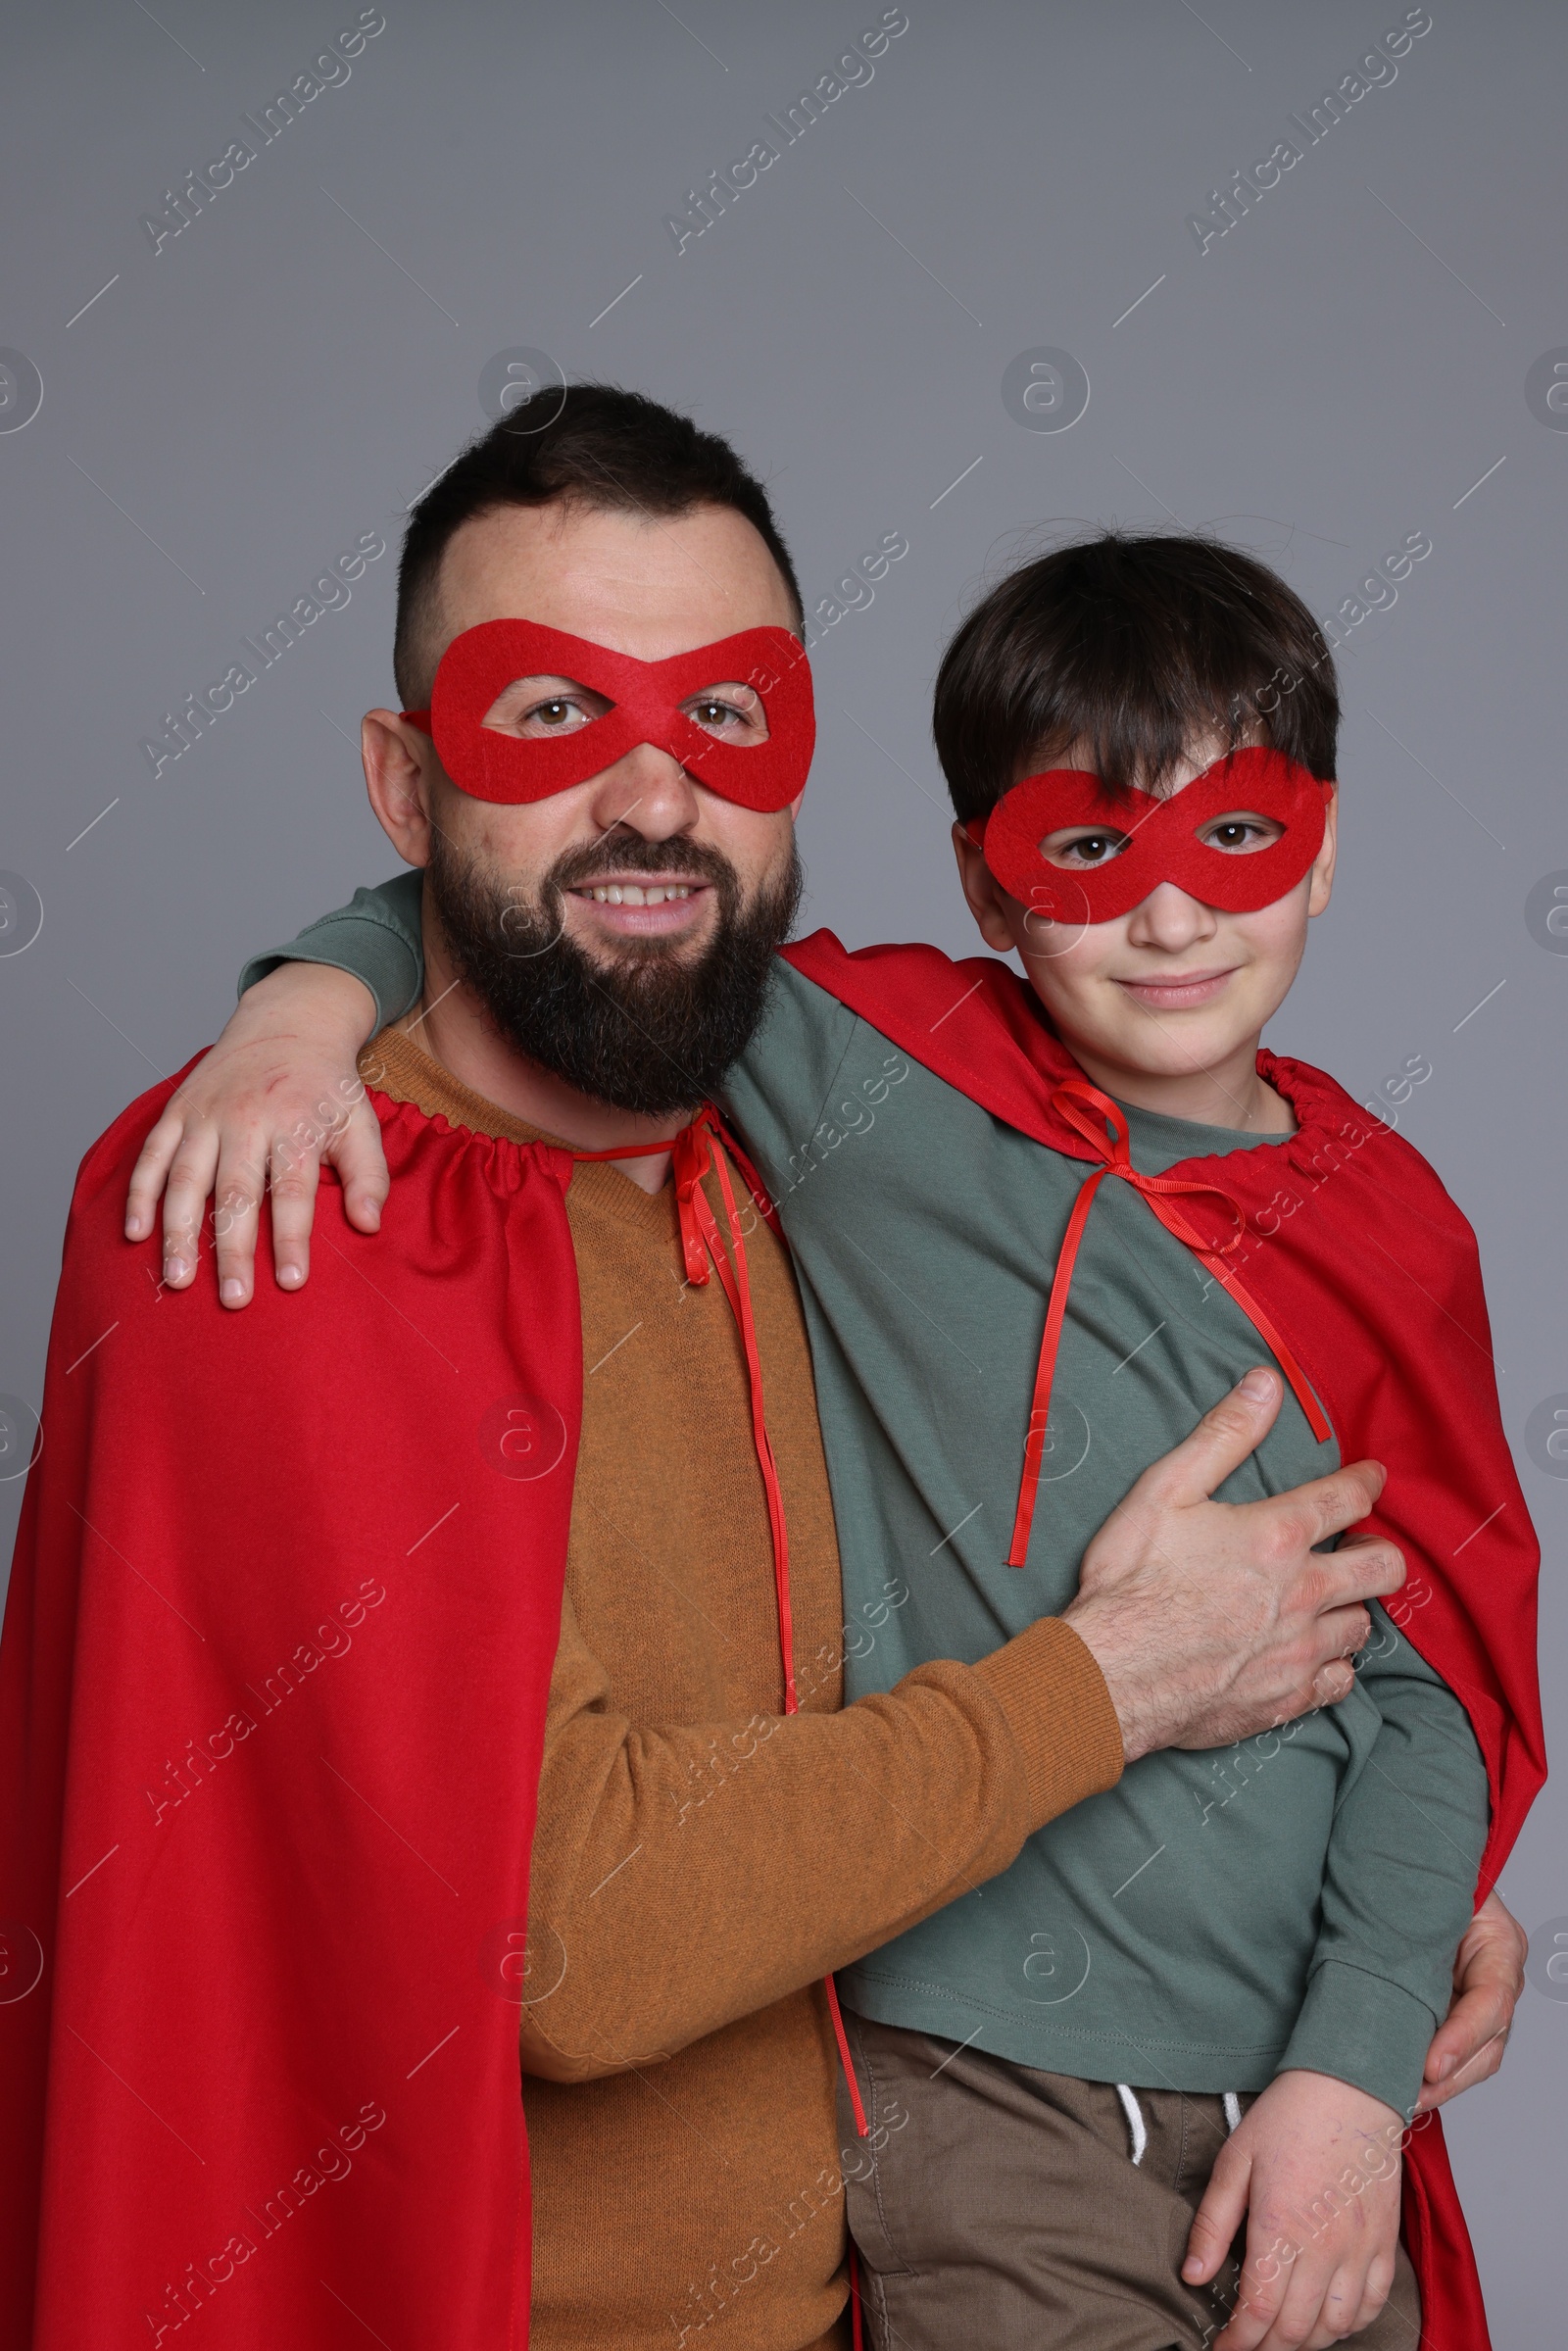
left=238, top=870, right=426, bottom=1028
left=1274, top=1607, right=1491, bottom=2120
left=1184, top=1628, right=1489, bottom=2347
left=126, top=875, right=426, bottom=1303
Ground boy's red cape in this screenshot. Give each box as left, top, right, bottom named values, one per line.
left=0, top=1065, right=580, bottom=2348
left=784, top=931, right=1545, bottom=2351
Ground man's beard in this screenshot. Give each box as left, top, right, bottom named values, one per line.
left=424, top=825, right=803, bottom=1117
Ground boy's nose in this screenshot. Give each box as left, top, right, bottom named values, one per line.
left=1124, top=880, right=1220, bottom=949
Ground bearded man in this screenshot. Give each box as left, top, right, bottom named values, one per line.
left=2, top=387, right=1523, bottom=2351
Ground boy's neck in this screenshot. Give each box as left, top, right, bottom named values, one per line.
left=1064, top=1032, right=1294, bottom=1136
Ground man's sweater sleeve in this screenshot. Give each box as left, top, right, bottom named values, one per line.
left=518, top=1589, right=1123, bottom=2082
left=1279, top=1602, right=1490, bottom=2118
left=239, top=871, right=426, bottom=1029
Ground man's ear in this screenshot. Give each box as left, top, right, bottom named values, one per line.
left=363, top=710, right=438, bottom=867
left=952, top=820, right=1021, bottom=955
left=1306, top=782, right=1339, bottom=917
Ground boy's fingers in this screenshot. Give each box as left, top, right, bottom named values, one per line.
left=1310, top=2261, right=1368, bottom=2344
left=1348, top=2251, right=1396, bottom=2335
left=160, top=1129, right=220, bottom=1285
left=212, top=1158, right=265, bottom=1308
left=268, top=1143, right=324, bottom=1293
left=1130, top=1368, right=1283, bottom=1509
left=1183, top=2147, right=1250, bottom=2285
left=326, top=1104, right=390, bottom=1234
left=1258, top=2254, right=1337, bottom=2351
left=1213, top=2251, right=1287, bottom=2351
left=125, top=1107, right=185, bottom=1239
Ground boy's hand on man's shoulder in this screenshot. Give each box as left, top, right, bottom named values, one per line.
left=1184, top=2068, right=1404, bottom=2351
left=1063, top=1369, right=1405, bottom=1762
left=125, top=962, right=388, bottom=1309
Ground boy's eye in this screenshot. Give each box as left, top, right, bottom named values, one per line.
left=1042, top=827, right=1130, bottom=868
left=1200, top=811, right=1285, bottom=855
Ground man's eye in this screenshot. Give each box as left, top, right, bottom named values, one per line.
left=684, top=683, right=767, bottom=742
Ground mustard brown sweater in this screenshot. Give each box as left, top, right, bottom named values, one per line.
left=366, top=1027, right=1124, bottom=2351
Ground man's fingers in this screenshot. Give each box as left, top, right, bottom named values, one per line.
left=1290, top=1459, right=1389, bottom=1549
left=1417, top=1924, right=1516, bottom=2110
left=1419, top=1895, right=1525, bottom=2105
left=325, top=1102, right=390, bottom=1236
left=1416, top=2026, right=1507, bottom=2110
left=125, top=1106, right=186, bottom=1240
left=1306, top=1527, right=1404, bottom=1610
left=1130, top=1367, right=1284, bottom=1510
left=160, top=1129, right=220, bottom=1286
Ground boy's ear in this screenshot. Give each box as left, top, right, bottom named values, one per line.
left=1306, top=782, right=1339, bottom=917
left=952, top=820, right=1022, bottom=956
left=363, top=710, right=439, bottom=868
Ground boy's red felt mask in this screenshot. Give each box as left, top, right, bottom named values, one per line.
left=974, top=748, right=1333, bottom=925
left=401, top=620, right=813, bottom=810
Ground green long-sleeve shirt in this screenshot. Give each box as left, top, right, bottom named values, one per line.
left=242, top=876, right=1489, bottom=2117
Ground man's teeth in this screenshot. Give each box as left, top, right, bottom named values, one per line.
left=586, top=884, right=695, bottom=906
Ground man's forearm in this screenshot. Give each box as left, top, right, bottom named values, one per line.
left=519, top=1610, right=1122, bottom=2081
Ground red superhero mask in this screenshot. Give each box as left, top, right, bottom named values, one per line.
left=401, top=620, right=814, bottom=811
left=974, top=747, right=1333, bottom=926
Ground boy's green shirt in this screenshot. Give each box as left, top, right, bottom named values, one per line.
left=244, top=875, right=1488, bottom=2116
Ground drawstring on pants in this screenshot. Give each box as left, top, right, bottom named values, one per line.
left=1115, top=2083, right=1245, bottom=2165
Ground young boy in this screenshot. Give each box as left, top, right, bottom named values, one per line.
left=150, top=533, right=1537, bottom=2350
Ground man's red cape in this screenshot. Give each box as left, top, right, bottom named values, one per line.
left=784, top=930, right=1544, bottom=2351
left=0, top=1065, right=581, bottom=2348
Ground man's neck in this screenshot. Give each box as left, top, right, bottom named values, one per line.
left=401, top=939, right=693, bottom=1195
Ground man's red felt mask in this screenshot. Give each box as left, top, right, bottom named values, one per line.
left=975, top=748, right=1333, bottom=925
left=401, top=620, right=814, bottom=811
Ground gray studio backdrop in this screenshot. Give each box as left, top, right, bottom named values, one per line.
left=2, top=0, right=1563, bottom=2334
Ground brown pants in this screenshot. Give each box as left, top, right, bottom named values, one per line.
left=838, top=2013, right=1422, bottom=2351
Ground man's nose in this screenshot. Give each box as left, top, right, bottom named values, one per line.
left=1125, top=880, right=1220, bottom=948
left=584, top=739, right=703, bottom=839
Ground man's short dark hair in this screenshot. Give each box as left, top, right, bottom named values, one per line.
left=392, top=383, right=804, bottom=707
left=932, top=531, right=1340, bottom=824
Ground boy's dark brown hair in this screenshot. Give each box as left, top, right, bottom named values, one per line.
left=932, top=531, right=1340, bottom=823
left=393, top=382, right=804, bottom=708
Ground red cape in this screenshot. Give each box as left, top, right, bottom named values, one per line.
left=784, top=930, right=1544, bottom=2351
left=0, top=1065, right=580, bottom=2348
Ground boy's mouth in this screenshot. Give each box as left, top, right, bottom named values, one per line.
left=1114, top=966, right=1238, bottom=1010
